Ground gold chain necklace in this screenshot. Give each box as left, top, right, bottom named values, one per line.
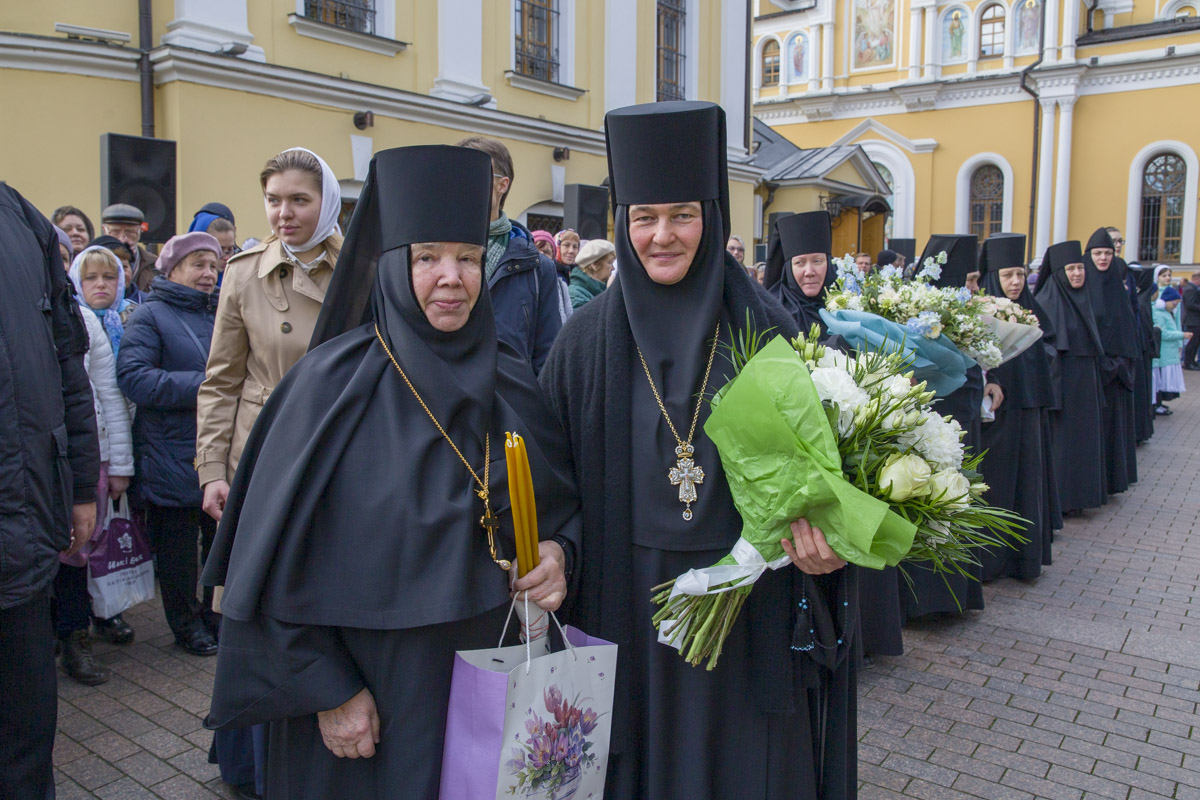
left=374, top=325, right=510, bottom=570
left=635, top=323, right=720, bottom=521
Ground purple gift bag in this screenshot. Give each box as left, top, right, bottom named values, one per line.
left=87, top=495, right=155, bottom=619
left=440, top=602, right=618, bottom=800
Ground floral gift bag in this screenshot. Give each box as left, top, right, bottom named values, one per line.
left=440, top=601, right=618, bottom=800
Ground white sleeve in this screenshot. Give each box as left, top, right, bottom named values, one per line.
left=86, top=314, right=135, bottom=476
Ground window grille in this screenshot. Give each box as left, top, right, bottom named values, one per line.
left=1139, top=153, right=1187, bottom=263
left=304, top=0, right=375, bottom=35
left=969, top=164, right=1004, bottom=239
left=657, top=0, right=686, bottom=101
left=515, top=0, right=560, bottom=83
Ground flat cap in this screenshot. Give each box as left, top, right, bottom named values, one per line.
left=101, top=203, right=144, bottom=224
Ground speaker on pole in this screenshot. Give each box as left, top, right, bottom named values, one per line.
left=564, top=184, right=609, bottom=240
left=101, top=133, right=177, bottom=244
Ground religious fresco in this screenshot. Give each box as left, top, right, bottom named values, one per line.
left=788, top=33, right=809, bottom=82
left=852, top=0, right=896, bottom=71
left=1015, top=0, right=1042, bottom=54
left=941, top=7, right=969, bottom=63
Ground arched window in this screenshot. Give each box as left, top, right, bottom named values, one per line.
left=761, top=39, right=780, bottom=87
left=969, top=164, right=1004, bottom=238
left=1139, top=153, right=1188, bottom=263
left=979, top=4, right=1005, bottom=58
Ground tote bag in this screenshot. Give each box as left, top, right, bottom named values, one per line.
left=87, top=495, right=155, bottom=618
left=440, top=598, right=618, bottom=800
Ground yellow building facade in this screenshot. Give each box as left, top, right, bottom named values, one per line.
left=752, top=0, right=1200, bottom=265
left=0, top=0, right=759, bottom=243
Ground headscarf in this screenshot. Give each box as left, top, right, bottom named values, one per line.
left=69, top=245, right=129, bottom=356
left=979, top=234, right=1055, bottom=408
left=1035, top=241, right=1104, bottom=357
left=1153, top=264, right=1173, bottom=286
left=920, top=234, right=978, bottom=288
left=765, top=210, right=836, bottom=335
left=531, top=229, right=558, bottom=260
left=187, top=202, right=236, bottom=233
left=53, top=225, right=72, bottom=264
left=272, top=147, right=342, bottom=261
left=1083, top=227, right=1140, bottom=359
left=207, top=145, right=579, bottom=629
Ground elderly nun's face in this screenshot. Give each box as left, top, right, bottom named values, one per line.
left=411, top=242, right=485, bottom=332
left=1065, top=262, right=1086, bottom=288
left=997, top=267, right=1026, bottom=300
left=628, top=202, right=704, bottom=286
left=790, top=253, right=828, bottom=298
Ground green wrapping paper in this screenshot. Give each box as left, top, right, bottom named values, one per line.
left=704, top=336, right=916, bottom=570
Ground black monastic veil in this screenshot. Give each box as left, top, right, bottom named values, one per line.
left=764, top=210, right=837, bottom=337
left=202, top=145, right=581, bottom=800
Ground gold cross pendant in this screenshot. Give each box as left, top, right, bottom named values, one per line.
left=481, top=508, right=511, bottom=570
left=668, top=443, right=704, bottom=521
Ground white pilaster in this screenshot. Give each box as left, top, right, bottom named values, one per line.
left=1035, top=98, right=1056, bottom=257
left=808, top=26, right=820, bottom=92
left=162, top=0, right=264, bottom=61
left=908, top=7, right=923, bottom=80
left=1061, top=0, right=1079, bottom=63
left=720, top=0, right=747, bottom=153
left=1052, top=96, right=1076, bottom=242
left=604, top=0, right=638, bottom=111
left=1043, top=0, right=1059, bottom=64
left=821, top=23, right=833, bottom=92
left=922, top=7, right=939, bottom=80
left=432, top=0, right=492, bottom=104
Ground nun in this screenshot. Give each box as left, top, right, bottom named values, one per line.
left=763, top=210, right=838, bottom=337
left=201, top=145, right=581, bottom=799
left=899, top=234, right=997, bottom=618
left=1132, top=264, right=1159, bottom=442
left=977, top=234, right=1060, bottom=580
left=540, top=101, right=857, bottom=800
left=1034, top=241, right=1108, bottom=515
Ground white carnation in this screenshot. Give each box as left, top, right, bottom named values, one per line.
left=898, top=411, right=964, bottom=471
left=810, top=367, right=870, bottom=435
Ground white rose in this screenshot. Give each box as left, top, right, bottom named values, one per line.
left=928, top=469, right=972, bottom=509
left=885, top=375, right=913, bottom=399
left=878, top=454, right=932, bottom=501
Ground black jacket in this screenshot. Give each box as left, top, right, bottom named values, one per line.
left=1183, top=281, right=1200, bottom=328
left=118, top=276, right=217, bottom=508
left=488, top=221, right=563, bottom=373
left=0, top=184, right=99, bottom=610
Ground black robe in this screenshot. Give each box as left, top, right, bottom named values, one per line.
left=1132, top=265, right=1158, bottom=442
left=1084, top=230, right=1138, bottom=494
left=1035, top=244, right=1107, bottom=514
left=978, top=275, right=1060, bottom=580
left=540, top=259, right=858, bottom=800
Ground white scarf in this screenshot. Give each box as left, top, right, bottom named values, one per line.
left=273, top=146, right=342, bottom=271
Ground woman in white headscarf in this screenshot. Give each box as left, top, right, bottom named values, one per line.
left=194, top=147, right=342, bottom=800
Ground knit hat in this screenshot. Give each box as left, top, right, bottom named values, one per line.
left=575, top=239, right=615, bottom=270
left=157, top=232, right=221, bottom=276
left=531, top=229, right=558, bottom=260
left=1160, top=286, right=1182, bottom=303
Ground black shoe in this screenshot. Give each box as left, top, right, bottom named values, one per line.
left=176, top=627, right=219, bottom=657
left=92, top=614, right=135, bottom=645
left=1155, top=405, right=1172, bottom=416
left=62, top=630, right=111, bottom=686
left=232, top=783, right=262, bottom=800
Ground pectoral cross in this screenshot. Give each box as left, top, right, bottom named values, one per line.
left=480, top=505, right=511, bottom=570
left=668, top=443, right=704, bottom=522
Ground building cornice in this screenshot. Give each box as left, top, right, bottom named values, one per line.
left=0, top=32, right=139, bottom=82
left=753, top=51, right=1200, bottom=124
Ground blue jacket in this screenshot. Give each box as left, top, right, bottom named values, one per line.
left=117, top=276, right=217, bottom=508
left=489, top=222, right=563, bottom=373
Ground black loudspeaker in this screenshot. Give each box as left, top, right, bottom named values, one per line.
left=100, top=133, right=177, bottom=244
left=564, top=184, right=609, bottom=240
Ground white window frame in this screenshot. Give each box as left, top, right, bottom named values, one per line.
left=753, top=34, right=783, bottom=91
left=1125, top=141, right=1200, bottom=264
left=859, top=140, right=916, bottom=239
left=509, top=0, right=576, bottom=88
left=291, top=0, right=400, bottom=54
left=955, top=153, right=1014, bottom=236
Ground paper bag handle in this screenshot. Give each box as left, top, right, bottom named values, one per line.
left=498, top=594, right=578, bottom=674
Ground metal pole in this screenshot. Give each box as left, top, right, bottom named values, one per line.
left=139, top=0, right=153, bottom=138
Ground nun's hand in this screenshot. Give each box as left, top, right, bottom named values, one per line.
left=782, top=519, right=846, bottom=575
left=984, top=382, right=1004, bottom=412
left=512, top=541, right=567, bottom=612
left=318, top=688, right=380, bottom=759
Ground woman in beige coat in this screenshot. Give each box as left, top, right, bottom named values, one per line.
left=195, top=147, right=343, bottom=797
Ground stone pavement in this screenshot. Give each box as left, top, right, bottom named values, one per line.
left=50, top=380, right=1200, bottom=799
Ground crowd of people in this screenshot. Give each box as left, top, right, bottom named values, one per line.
left=0, top=98, right=1191, bottom=800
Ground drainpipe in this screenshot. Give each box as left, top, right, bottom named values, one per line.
left=1019, top=0, right=1048, bottom=264
left=139, top=0, right=153, bottom=137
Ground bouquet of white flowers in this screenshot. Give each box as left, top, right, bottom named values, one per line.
left=824, top=254, right=1006, bottom=368
left=974, top=295, right=1039, bottom=327
left=652, top=327, right=1025, bottom=669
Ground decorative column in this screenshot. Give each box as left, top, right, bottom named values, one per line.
left=719, top=0, right=747, bottom=153
left=923, top=6, right=939, bottom=80
left=1043, top=0, right=1059, bottom=65
left=1035, top=98, right=1056, bottom=258
left=432, top=0, right=493, bottom=105
left=605, top=0, right=638, bottom=111
left=808, top=26, right=821, bottom=92
left=1052, top=96, right=1076, bottom=242
left=908, top=6, right=923, bottom=80
left=821, top=23, right=834, bottom=92
left=1061, top=0, right=1079, bottom=63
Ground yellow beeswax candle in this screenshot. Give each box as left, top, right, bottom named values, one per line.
left=517, top=436, right=540, bottom=572
left=505, top=434, right=530, bottom=575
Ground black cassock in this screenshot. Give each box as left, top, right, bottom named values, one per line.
left=201, top=147, right=582, bottom=800
left=978, top=274, right=1061, bottom=581
left=1131, top=265, right=1158, bottom=444
left=1035, top=241, right=1107, bottom=514
left=1085, top=229, right=1139, bottom=495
